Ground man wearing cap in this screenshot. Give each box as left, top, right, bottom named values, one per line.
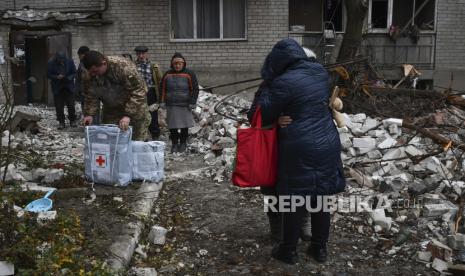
left=47, top=51, right=77, bottom=130
left=81, top=50, right=151, bottom=141
left=134, top=46, right=163, bottom=140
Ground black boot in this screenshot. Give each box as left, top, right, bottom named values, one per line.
left=179, top=128, right=188, bottom=153
left=58, top=122, right=66, bottom=130
left=267, top=211, right=282, bottom=243
left=308, top=243, right=327, bottom=263
left=171, top=142, right=179, bottom=153
left=271, top=244, right=298, bottom=265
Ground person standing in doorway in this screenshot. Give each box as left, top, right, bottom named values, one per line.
left=134, top=46, right=163, bottom=140
left=47, top=51, right=77, bottom=130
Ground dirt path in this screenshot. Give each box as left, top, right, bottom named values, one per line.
left=132, top=152, right=436, bottom=276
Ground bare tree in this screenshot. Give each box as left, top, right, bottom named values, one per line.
left=337, top=0, right=368, bottom=61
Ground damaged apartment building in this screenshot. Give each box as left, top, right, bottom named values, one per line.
left=0, top=0, right=464, bottom=105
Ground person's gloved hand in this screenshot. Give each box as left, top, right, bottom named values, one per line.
left=148, top=103, right=159, bottom=112
left=189, top=104, right=196, bottom=110
left=119, top=116, right=130, bottom=131
left=159, top=103, right=166, bottom=109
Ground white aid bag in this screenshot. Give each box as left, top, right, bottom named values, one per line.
left=84, top=125, right=133, bottom=186
left=132, top=141, right=165, bottom=182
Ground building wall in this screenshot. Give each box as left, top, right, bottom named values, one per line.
left=434, top=0, right=465, bottom=91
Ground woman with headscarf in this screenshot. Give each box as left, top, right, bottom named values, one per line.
left=159, top=53, right=199, bottom=153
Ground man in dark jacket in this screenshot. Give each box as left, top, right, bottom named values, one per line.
left=258, top=39, right=345, bottom=264
left=47, top=51, right=77, bottom=129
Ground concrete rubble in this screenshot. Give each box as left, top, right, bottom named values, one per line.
left=3, top=90, right=465, bottom=273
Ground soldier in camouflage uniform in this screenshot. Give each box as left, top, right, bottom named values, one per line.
left=81, top=50, right=151, bottom=141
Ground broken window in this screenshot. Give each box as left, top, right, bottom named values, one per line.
left=372, top=0, right=436, bottom=32
left=289, top=0, right=345, bottom=32
left=171, top=0, right=246, bottom=40
left=369, top=0, right=391, bottom=30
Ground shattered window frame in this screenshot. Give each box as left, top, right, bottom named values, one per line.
left=368, top=0, right=437, bottom=33
left=169, top=0, right=247, bottom=42
left=368, top=0, right=393, bottom=33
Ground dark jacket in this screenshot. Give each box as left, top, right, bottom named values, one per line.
left=47, top=55, right=76, bottom=95
left=160, top=53, right=199, bottom=106
left=258, top=38, right=345, bottom=196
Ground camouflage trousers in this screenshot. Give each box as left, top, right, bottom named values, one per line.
left=102, top=110, right=151, bottom=141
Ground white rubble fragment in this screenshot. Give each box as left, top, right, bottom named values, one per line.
left=382, top=148, right=406, bottom=160
left=370, top=208, right=392, bottom=231
left=0, top=261, right=14, bottom=276
left=432, top=258, right=448, bottom=273
left=361, top=118, right=379, bottom=132
left=404, top=145, right=425, bottom=156
left=339, top=132, right=353, bottom=149
left=423, top=202, right=458, bottom=217
left=448, top=234, right=465, bottom=250
left=367, top=150, right=382, bottom=159
left=388, top=124, right=401, bottom=136
left=382, top=118, right=403, bottom=127
left=351, top=113, right=367, bottom=123
left=37, top=211, right=57, bottom=224
left=148, top=225, right=168, bottom=245
left=128, top=267, right=157, bottom=276
left=43, top=169, right=64, bottom=184
left=0, top=164, right=26, bottom=182
left=352, top=137, right=376, bottom=149
left=417, top=251, right=432, bottom=262
left=135, top=244, right=148, bottom=259
left=377, top=136, right=397, bottom=149
left=423, top=157, right=453, bottom=179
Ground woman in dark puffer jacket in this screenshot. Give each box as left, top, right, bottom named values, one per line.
left=257, top=39, right=346, bottom=264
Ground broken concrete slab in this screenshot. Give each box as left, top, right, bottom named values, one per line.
left=426, top=239, right=453, bottom=262
left=417, top=251, right=432, bottom=262
left=423, top=202, right=458, bottom=218
left=432, top=258, right=448, bottom=273
left=353, top=137, right=376, bottom=150
left=128, top=267, right=157, bottom=276
left=339, top=132, right=353, bottom=149
left=351, top=113, right=367, bottom=123
left=377, top=136, right=397, bottom=149
left=447, top=233, right=465, bottom=251
left=382, top=148, right=406, bottom=160
left=382, top=118, right=403, bottom=127
left=405, top=145, right=425, bottom=156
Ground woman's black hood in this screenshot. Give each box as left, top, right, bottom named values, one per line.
left=261, top=38, right=308, bottom=81
left=170, top=52, right=187, bottom=70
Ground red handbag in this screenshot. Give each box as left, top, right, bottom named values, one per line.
left=232, top=107, right=278, bottom=187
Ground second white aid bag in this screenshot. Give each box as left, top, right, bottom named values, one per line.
left=132, top=141, right=165, bottom=183
left=84, top=125, right=133, bottom=186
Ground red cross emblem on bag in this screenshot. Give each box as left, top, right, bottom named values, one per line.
left=95, top=154, right=107, bottom=168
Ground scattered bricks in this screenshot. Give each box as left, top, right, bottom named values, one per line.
left=368, top=129, right=386, bottom=137
left=0, top=261, right=14, bottom=276
left=382, top=118, right=403, bottom=127
left=424, top=157, right=453, bottom=179
left=432, top=258, right=448, bottom=273
left=423, top=202, right=458, bottom=217
left=448, top=234, right=465, bottom=250
left=148, top=225, right=168, bottom=245
left=377, top=136, right=397, bottom=149
left=417, top=251, right=432, bottom=262
left=353, top=137, right=376, bottom=150
left=427, top=239, right=453, bottom=262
